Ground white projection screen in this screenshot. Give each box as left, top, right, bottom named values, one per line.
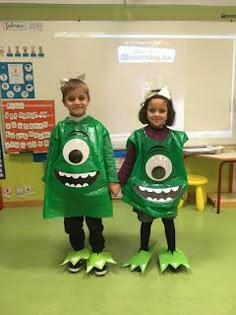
left=1, top=21, right=236, bottom=148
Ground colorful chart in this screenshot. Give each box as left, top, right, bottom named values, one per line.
left=0, top=62, right=35, bottom=99
left=2, top=99, right=55, bottom=153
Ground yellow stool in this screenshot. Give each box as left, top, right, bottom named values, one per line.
left=178, top=174, right=208, bottom=211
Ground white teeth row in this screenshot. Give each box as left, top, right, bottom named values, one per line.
left=147, top=197, right=173, bottom=203
left=59, top=171, right=96, bottom=179
left=65, top=183, right=89, bottom=188
left=139, top=185, right=179, bottom=194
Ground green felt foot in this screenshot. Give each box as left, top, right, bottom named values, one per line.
left=157, top=247, right=191, bottom=272
left=86, top=251, right=117, bottom=273
left=61, top=248, right=90, bottom=266
left=123, top=250, right=152, bottom=273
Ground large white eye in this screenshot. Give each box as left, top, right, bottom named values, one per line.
left=145, top=154, right=172, bottom=181
left=63, top=139, right=89, bottom=165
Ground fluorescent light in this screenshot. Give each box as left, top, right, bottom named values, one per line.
left=54, top=32, right=236, bottom=39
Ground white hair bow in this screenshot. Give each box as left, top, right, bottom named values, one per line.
left=59, top=73, right=86, bottom=87
left=142, top=86, right=171, bottom=105
left=157, top=86, right=171, bottom=100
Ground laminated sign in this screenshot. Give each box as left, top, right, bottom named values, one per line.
left=2, top=99, right=55, bottom=153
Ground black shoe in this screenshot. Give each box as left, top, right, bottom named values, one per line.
left=133, top=266, right=142, bottom=273
left=94, top=264, right=108, bottom=276
left=169, top=265, right=183, bottom=273
left=68, top=259, right=85, bottom=273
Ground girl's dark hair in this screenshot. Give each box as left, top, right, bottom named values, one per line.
left=61, top=78, right=90, bottom=102
left=139, top=91, right=175, bottom=126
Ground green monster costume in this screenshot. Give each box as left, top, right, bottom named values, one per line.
left=43, top=115, right=117, bottom=272
left=122, top=128, right=190, bottom=272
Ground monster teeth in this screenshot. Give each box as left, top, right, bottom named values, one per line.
left=139, top=186, right=162, bottom=193
left=147, top=197, right=158, bottom=202
left=154, top=188, right=162, bottom=194
left=139, top=186, right=146, bottom=191
left=163, top=188, right=171, bottom=193
left=147, top=197, right=173, bottom=203
left=139, top=185, right=179, bottom=194
left=65, top=183, right=89, bottom=188
left=59, top=171, right=68, bottom=177
left=80, top=173, right=89, bottom=178
left=59, top=171, right=97, bottom=179
left=72, top=174, right=80, bottom=179
left=81, top=183, right=89, bottom=187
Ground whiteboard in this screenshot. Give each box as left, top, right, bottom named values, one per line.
left=0, top=21, right=236, bottom=148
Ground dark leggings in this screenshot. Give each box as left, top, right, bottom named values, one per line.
left=140, top=218, right=175, bottom=253
left=64, top=216, right=105, bottom=253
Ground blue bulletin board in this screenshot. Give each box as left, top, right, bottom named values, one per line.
left=0, top=62, right=35, bottom=99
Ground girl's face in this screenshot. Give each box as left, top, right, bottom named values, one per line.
left=63, top=87, right=90, bottom=117
left=147, top=98, right=168, bottom=129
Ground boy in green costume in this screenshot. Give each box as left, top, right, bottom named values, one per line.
left=119, top=86, right=190, bottom=273
left=43, top=76, right=120, bottom=276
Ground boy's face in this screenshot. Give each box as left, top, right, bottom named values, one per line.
left=63, top=87, right=90, bottom=117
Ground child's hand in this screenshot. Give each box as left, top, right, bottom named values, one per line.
left=108, top=183, right=121, bottom=197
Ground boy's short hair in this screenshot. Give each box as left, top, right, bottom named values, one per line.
left=139, top=94, right=175, bottom=126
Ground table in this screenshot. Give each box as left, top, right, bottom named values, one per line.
left=198, top=152, right=236, bottom=214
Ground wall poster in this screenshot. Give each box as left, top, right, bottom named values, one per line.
left=0, top=130, right=5, bottom=178
left=2, top=99, right=55, bottom=154
left=0, top=62, right=35, bottom=99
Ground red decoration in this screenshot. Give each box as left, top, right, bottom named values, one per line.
left=2, top=100, right=55, bottom=153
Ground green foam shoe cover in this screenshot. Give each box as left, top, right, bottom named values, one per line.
left=123, top=250, right=153, bottom=273
left=61, top=248, right=90, bottom=266
left=157, top=247, right=190, bottom=272
left=86, top=251, right=116, bottom=273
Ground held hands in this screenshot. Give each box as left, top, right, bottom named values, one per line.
left=108, top=183, right=121, bottom=197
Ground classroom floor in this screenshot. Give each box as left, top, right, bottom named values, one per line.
left=0, top=200, right=236, bottom=315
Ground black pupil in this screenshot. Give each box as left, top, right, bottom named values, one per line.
left=152, top=166, right=165, bottom=179
left=69, top=150, right=83, bottom=163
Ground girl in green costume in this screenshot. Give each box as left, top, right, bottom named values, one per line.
left=119, top=86, right=190, bottom=273
left=43, top=76, right=120, bottom=276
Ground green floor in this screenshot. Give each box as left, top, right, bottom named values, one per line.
left=0, top=201, right=236, bottom=315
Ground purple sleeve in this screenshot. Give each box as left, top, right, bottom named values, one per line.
left=118, top=142, right=136, bottom=186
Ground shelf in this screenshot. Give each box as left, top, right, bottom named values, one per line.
left=208, top=192, right=236, bottom=209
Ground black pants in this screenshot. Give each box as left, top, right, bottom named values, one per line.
left=64, top=216, right=105, bottom=253
left=140, top=218, right=176, bottom=253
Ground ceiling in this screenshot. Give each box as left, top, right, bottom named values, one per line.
left=0, top=0, right=236, bottom=5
